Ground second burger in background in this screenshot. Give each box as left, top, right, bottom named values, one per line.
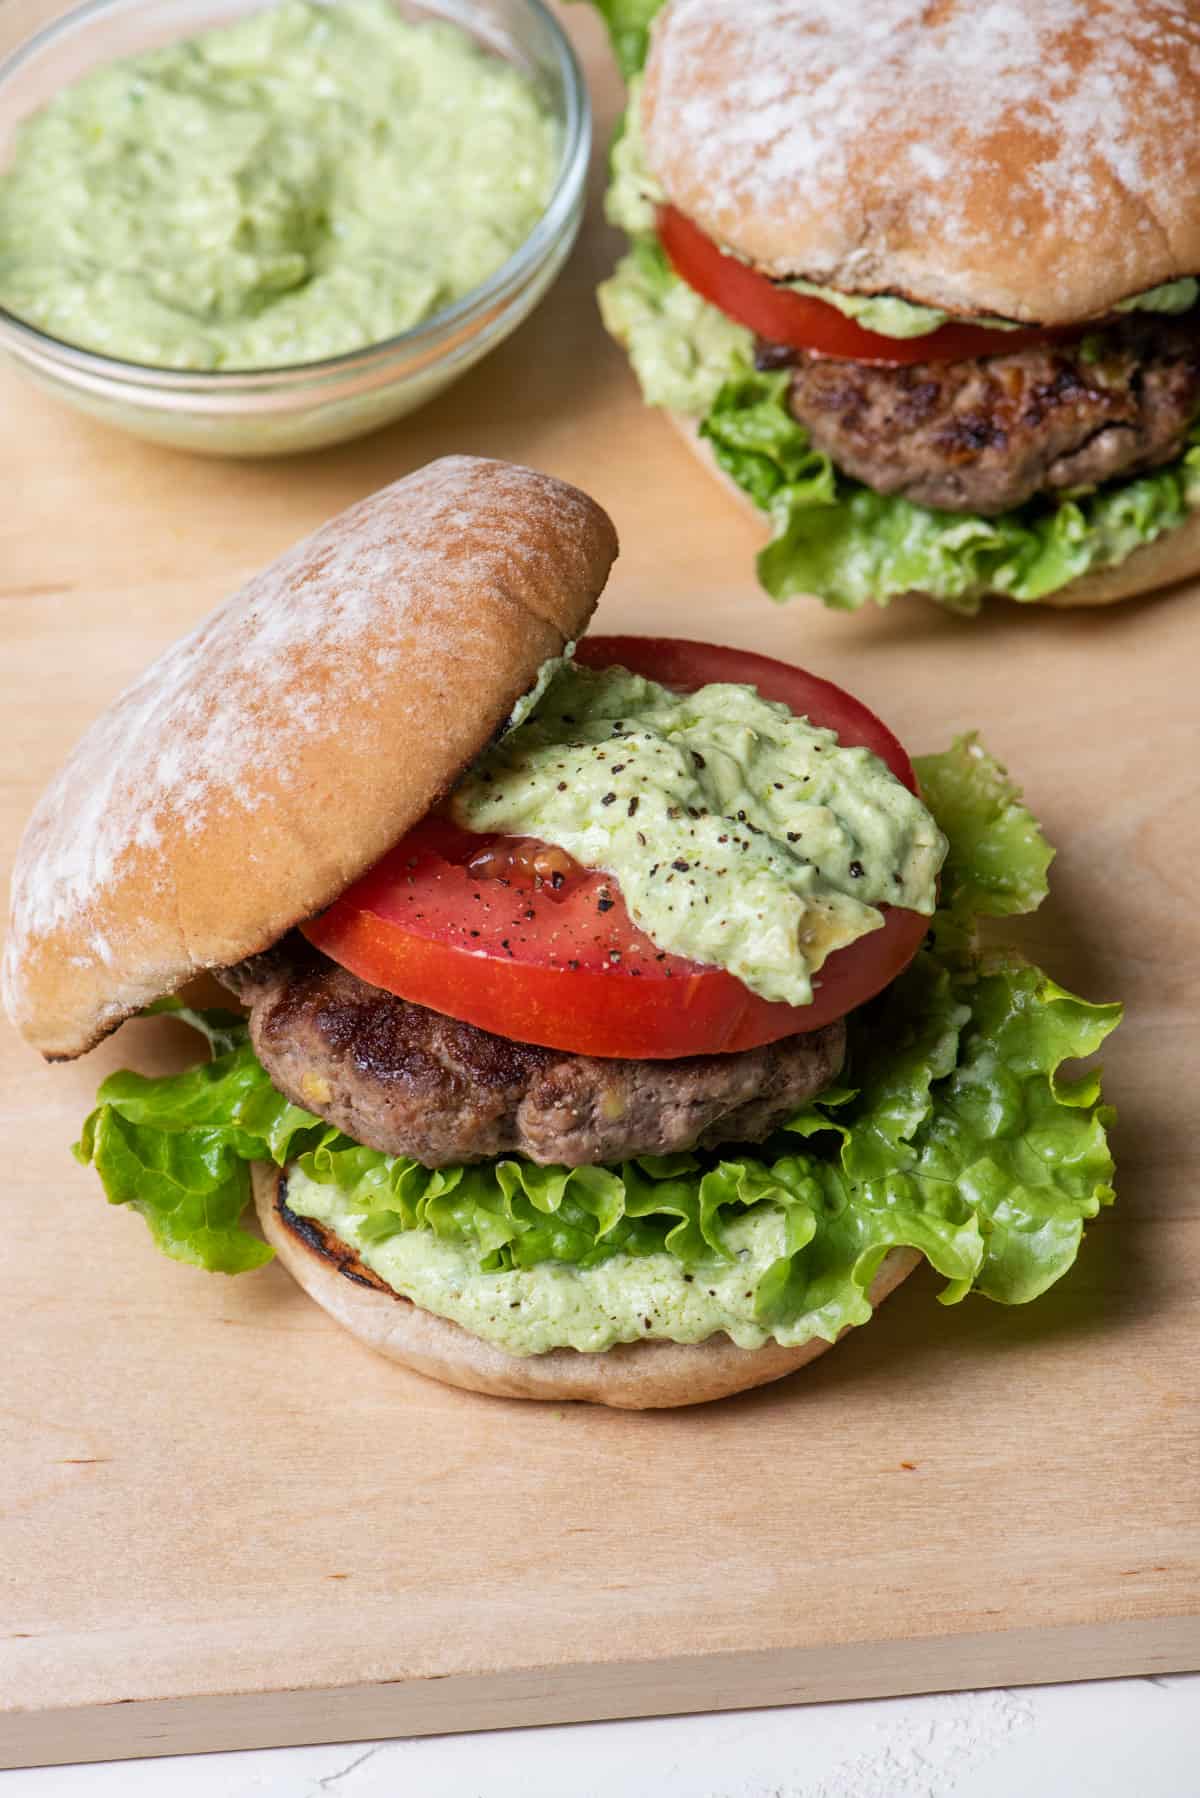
left=592, top=0, right=1200, bottom=614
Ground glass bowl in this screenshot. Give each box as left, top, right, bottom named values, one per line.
left=0, top=0, right=589, bottom=455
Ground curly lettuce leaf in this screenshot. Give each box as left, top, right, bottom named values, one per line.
left=701, top=365, right=1200, bottom=613
left=74, top=1038, right=330, bottom=1273
left=810, top=953, right=1120, bottom=1306
left=914, top=736, right=1053, bottom=958
left=572, top=0, right=665, bottom=77
left=74, top=740, right=1120, bottom=1338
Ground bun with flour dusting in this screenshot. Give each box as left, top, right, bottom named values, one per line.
left=642, top=0, right=1200, bottom=327
left=596, top=0, right=1200, bottom=614
left=4, top=457, right=614, bottom=1059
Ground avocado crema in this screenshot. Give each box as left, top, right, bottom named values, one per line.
left=0, top=0, right=558, bottom=370
left=286, top=1165, right=810, bottom=1353
left=452, top=661, right=946, bottom=1006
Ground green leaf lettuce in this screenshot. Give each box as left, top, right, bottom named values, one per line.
left=570, top=0, right=666, bottom=78
left=701, top=368, right=1200, bottom=613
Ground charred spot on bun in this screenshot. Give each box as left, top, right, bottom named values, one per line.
left=4, top=457, right=1121, bottom=1408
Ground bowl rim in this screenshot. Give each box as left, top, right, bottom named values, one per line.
left=0, top=0, right=591, bottom=389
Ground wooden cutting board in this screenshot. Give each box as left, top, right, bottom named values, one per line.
left=2, top=5, right=1198, bottom=1769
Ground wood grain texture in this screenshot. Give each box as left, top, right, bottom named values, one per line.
left=2, top=3, right=1199, bottom=1769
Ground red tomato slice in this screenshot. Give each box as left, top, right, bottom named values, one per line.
left=658, top=204, right=1069, bottom=367
left=302, top=639, right=931, bottom=1059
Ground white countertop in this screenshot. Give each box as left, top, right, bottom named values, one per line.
left=4, top=1675, right=1197, bottom=1796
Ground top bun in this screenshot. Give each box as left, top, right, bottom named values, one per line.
left=641, top=0, right=1200, bottom=326
left=3, top=458, right=617, bottom=1060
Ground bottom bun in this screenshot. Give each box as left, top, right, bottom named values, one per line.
left=1037, top=507, right=1200, bottom=607
left=253, top=1165, right=921, bottom=1410
left=668, top=411, right=1200, bottom=611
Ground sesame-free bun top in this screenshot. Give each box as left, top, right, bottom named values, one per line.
left=641, top=0, right=1200, bottom=326
left=3, top=458, right=617, bottom=1060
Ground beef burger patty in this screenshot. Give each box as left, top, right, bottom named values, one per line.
left=774, top=314, right=1200, bottom=516
left=221, top=938, right=846, bottom=1168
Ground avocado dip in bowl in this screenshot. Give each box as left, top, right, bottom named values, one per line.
left=0, top=0, right=589, bottom=454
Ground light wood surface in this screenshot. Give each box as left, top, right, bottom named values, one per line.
left=3, top=4, right=1199, bottom=1769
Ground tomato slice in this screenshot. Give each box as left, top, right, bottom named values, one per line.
left=658, top=204, right=1070, bottom=367
left=302, top=639, right=931, bottom=1059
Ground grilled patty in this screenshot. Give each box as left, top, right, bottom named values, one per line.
left=773, top=314, right=1200, bottom=515
left=221, top=937, right=845, bottom=1168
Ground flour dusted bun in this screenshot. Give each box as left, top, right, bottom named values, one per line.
left=3, top=458, right=617, bottom=1059
left=642, top=0, right=1200, bottom=326
left=668, top=413, right=1200, bottom=611
left=254, top=1166, right=921, bottom=1409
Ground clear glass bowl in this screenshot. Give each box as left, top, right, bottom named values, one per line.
left=0, top=0, right=589, bottom=455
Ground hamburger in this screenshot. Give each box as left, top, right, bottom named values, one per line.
left=591, top=0, right=1200, bottom=614
left=3, top=457, right=1121, bottom=1408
